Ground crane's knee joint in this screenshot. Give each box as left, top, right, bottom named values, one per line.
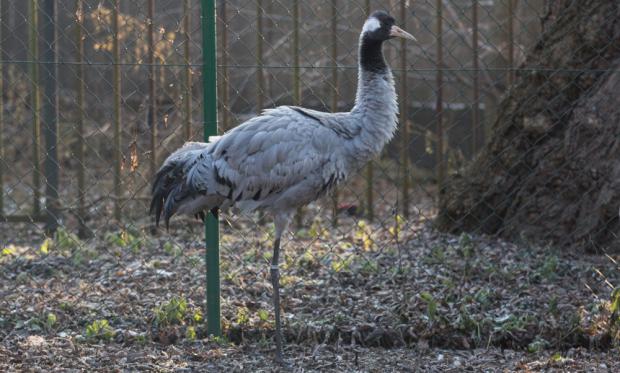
left=270, top=265, right=280, bottom=281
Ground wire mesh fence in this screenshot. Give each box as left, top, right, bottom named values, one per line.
left=0, top=0, right=544, bottom=224
left=6, top=0, right=617, bottom=351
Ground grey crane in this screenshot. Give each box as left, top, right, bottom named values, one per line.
left=151, top=11, right=415, bottom=363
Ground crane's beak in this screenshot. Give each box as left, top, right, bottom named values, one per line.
left=390, top=25, right=416, bottom=41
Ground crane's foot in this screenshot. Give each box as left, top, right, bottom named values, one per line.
left=274, top=349, right=291, bottom=368
left=273, top=321, right=290, bottom=367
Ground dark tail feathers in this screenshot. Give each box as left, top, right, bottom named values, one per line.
left=150, top=161, right=186, bottom=229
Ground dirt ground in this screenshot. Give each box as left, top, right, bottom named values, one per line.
left=1, top=340, right=619, bottom=372
left=1, top=207, right=619, bottom=372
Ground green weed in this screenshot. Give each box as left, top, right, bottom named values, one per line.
left=85, top=319, right=115, bottom=342
left=420, top=291, right=438, bottom=321
left=106, top=229, right=142, bottom=253
left=154, top=297, right=188, bottom=327
left=185, top=326, right=197, bottom=341
left=527, top=336, right=549, bottom=353
left=46, top=312, right=57, bottom=330
left=235, top=306, right=250, bottom=326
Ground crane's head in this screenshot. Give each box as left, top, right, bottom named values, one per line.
left=362, top=11, right=416, bottom=42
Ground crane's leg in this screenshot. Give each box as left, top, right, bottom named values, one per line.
left=271, top=213, right=291, bottom=364
left=271, top=236, right=284, bottom=363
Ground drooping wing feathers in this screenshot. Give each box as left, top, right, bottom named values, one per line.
left=150, top=106, right=351, bottom=227
left=150, top=160, right=178, bottom=226
left=150, top=142, right=211, bottom=228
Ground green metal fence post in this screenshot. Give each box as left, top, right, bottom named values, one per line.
left=41, top=0, right=59, bottom=233
left=472, top=0, right=480, bottom=154
left=218, top=0, right=229, bottom=131
left=183, top=0, right=192, bottom=141
left=112, top=0, right=121, bottom=222
left=363, top=0, right=374, bottom=222
left=201, top=0, right=221, bottom=337
left=399, top=0, right=410, bottom=218
left=507, top=0, right=514, bottom=87
left=148, top=0, right=157, bottom=178
left=293, top=0, right=303, bottom=228
left=75, top=0, right=87, bottom=237
left=0, top=1, right=3, bottom=215
left=330, top=0, right=339, bottom=228
left=436, top=0, right=445, bottom=193
left=29, top=0, right=42, bottom=217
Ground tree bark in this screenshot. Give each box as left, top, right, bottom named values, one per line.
left=436, top=0, right=620, bottom=253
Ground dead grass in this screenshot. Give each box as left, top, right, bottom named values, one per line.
left=1, top=206, right=619, bottom=371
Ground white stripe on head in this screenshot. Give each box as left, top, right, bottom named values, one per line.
left=362, top=17, right=381, bottom=33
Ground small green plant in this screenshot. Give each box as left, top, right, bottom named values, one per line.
left=458, top=233, right=475, bottom=258
left=527, top=336, right=549, bottom=353
left=610, top=287, right=620, bottom=319
left=360, top=260, right=379, bottom=275
left=55, top=227, right=82, bottom=251
left=152, top=297, right=204, bottom=344
left=154, top=297, right=188, bottom=326
left=1, top=245, right=16, bottom=258
left=106, top=230, right=142, bottom=252
left=71, top=247, right=99, bottom=266
left=331, top=255, right=353, bottom=272
left=223, top=271, right=238, bottom=284
left=308, top=217, right=328, bottom=239
left=257, top=333, right=271, bottom=349
left=457, top=306, right=479, bottom=335
left=39, top=227, right=86, bottom=260
left=210, top=335, right=229, bottom=346
left=185, top=326, right=197, bottom=341
left=494, top=314, right=531, bottom=334
left=192, top=310, right=203, bottom=323
left=163, top=241, right=182, bottom=257
left=85, top=319, right=115, bottom=341
left=187, top=255, right=202, bottom=268
left=536, top=255, right=559, bottom=280
left=474, top=288, right=491, bottom=306
left=135, top=334, right=148, bottom=345
left=39, top=239, right=52, bottom=255
left=46, top=312, right=57, bottom=329
left=419, top=291, right=438, bottom=321
left=334, top=312, right=347, bottom=324
left=388, top=214, right=405, bottom=239
left=235, top=307, right=250, bottom=326
left=549, top=352, right=566, bottom=363
left=548, top=296, right=559, bottom=315
left=298, top=249, right=318, bottom=269
left=354, top=220, right=373, bottom=251
left=257, top=309, right=269, bottom=323
left=610, top=286, right=620, bottom=337
left=59, top=302, right=74, bottom=312
left=262, top=251, right=273, bottom=262
left=15, top=272, right=29, bottom=284
left=424, top=245, right=446, bottom=265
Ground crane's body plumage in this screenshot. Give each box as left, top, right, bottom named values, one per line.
left=152, top=69, right=397, bottom=226
left=150, top=11, right=413, bottom=363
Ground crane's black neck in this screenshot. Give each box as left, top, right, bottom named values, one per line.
left=359, top=36, right=387, bottom=73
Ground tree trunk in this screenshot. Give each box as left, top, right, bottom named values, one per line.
left=436, top=0, right=620, bottom=253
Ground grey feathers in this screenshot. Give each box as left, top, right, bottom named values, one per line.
left=151, top=46, right=398, bottom=228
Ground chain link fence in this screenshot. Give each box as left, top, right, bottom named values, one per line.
left=3, top=0, right=618, bottom=359
left=0, top=0, right=543, bottom=226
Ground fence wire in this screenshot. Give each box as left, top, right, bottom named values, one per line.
left=3, top=0, right=615, bottom=350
